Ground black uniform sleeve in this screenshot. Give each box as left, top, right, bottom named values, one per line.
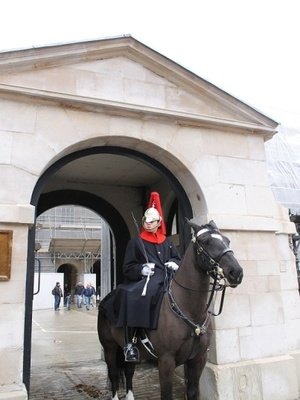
left=122, top=238, right=147, bottom=281
left=166, top=238, right=181, bottom=265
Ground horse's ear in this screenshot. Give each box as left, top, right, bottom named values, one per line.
left=208, top=220, right=218, bottom=230
left=185, top=218, right=200, bottom=234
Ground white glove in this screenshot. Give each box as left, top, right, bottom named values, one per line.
left=141, top=263, right=155, bottom=276
left=165, top=261, right=179, bottom=271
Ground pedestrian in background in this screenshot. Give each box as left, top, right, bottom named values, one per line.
left=96, top=285, right=101, bottom=302
left=83, top=283, right=94, bottom=310
left=90, top=283, right=96, bottom=308
left=64, top=284, right=72, bottom=310
left=51, top=282, right=63, bottom=311
left=74, top=282, right=84, bottom=308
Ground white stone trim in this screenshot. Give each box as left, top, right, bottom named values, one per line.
left=0, top=204, right=35, bottom=224
left=0, top=384, right=27, bottom=399
left=0, top=83, right=275, bottom=135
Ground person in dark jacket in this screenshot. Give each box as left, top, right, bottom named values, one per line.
left=83, top=283, right=95, bottom=310
left=102, top=192, right=181, bottom=362
left=64, top=284, right=72, bottom=310
left=52, top=282, right=63, bottom=311
left=74, top=282, right=84, bottom=308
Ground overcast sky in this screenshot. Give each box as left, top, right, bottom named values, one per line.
left=1, top=0, right=300, bottom=131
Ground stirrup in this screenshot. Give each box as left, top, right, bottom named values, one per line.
left=140, top=329, right=158, bottom=358
left=140, top=336, right=157, bottom=358
left=123, top=343, right=140, bottom=362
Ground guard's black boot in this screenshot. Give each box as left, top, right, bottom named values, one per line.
left=123, top=343, right=140, bottom=362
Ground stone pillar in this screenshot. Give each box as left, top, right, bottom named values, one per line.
left=199, top=227, right=300, bottom=400
left=0, top=204, right=35, bottom=400
left=100, top=221, right=111, bottom=299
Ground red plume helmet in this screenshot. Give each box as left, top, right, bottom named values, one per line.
left=140, top=192, right=166, bottom=243
left=146, top=192, right=166, bottom=235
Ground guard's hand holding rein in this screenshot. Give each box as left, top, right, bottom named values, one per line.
left=141, top=263, right=155, bottom=276
left=165, top=261, right=179, bottom=271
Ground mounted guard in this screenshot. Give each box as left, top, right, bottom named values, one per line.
left=100, top=192, right=181, bottom=362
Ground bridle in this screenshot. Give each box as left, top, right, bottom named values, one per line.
left=168, top=226, right=233, bottom=336
left=192, top=227, right=233, bottom=275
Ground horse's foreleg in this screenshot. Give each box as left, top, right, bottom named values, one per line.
left=107, top=361, right=120, bottom=399
left=184, top=351, right=208, bottom=400
left=124, top=362, right=136, bottom=400
left=103, top=345, right=123, bottom=400
left=158, top=355, right=176, bottom=400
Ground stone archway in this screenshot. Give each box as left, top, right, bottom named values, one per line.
left=24, top=146, right=194, bottom=392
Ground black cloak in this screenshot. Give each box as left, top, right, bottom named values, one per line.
left=101, top=236, right=181, bottom=329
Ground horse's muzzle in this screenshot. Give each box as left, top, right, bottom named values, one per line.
left=227, top=268, right=243, bottom=287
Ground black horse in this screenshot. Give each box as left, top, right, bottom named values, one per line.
left=98, top=220, right=243, bottom=400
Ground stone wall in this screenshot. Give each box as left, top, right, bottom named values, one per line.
left=0, top=38, right=299, bottom=399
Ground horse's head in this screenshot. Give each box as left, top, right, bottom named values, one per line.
left=186, top=219, right=243, bottom=287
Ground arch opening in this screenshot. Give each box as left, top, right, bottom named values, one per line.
left=25, top=144, right=199, bottom=394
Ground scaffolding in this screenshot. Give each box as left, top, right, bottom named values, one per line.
left=265, top=125, right=300, bottom=281
left=265, top=125, right=300, bottom=210
left=35, top=206, right=102, bottom=272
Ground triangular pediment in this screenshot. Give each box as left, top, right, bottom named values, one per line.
left=0, top=36, right=278, bottom=135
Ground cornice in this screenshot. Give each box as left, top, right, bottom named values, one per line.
left=0, top=36, right=278, bottom=131
left=0, top=83, right=277, bottom=137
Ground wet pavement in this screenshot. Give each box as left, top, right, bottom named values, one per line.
left=30, top=305, right=185, bottom=399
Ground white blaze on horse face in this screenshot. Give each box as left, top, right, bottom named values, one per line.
left=211, top=233, right=223, bottom=241
left=126, top=390, right=135, bottom=400
left=112, top=394, right=119, bottom=400
left=196, top=229, right=224, bottom=243
left=196, top=228, right=209, bottom=237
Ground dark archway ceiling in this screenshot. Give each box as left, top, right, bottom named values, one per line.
left=49, top=154, right=164, bottom=187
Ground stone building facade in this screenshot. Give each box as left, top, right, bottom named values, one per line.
left=0, top=36, right=299, bottom=399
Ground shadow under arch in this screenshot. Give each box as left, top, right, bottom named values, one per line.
left=32, top=145, right=195, bottom=257
left=24, top=145, right=194, bottom=393
left=32, top=145, right=194, bottom=226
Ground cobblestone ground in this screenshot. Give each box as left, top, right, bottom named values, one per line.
left=30, top=307, right=185, bottom=400
left=28, top=308, right=300, bottom=400
left=30, top=359, right=185, bottom=400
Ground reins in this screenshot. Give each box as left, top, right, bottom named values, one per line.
left=167, top=229, right=231, bottom=336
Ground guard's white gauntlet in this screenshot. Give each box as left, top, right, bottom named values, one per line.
left=141, top=263, right=155, bottom=276
left=164, top=261, right=179, bottom=271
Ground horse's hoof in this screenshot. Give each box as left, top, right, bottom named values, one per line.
left=126, top=390, right=134, bottom=400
